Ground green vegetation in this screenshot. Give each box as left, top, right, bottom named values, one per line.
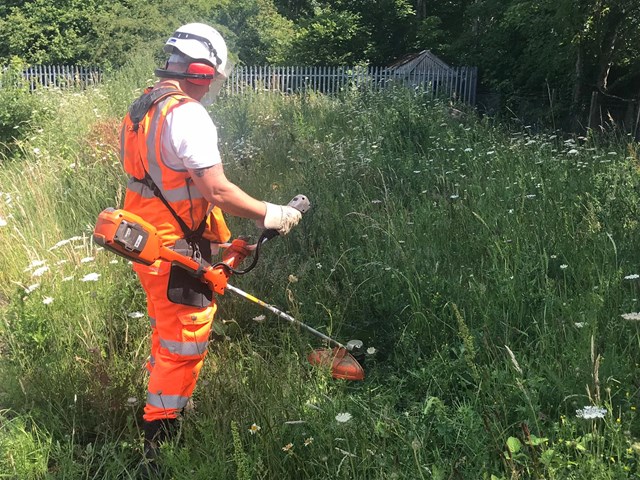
left=2, top=54, right=640, bottom=479
left=2, top=1, right=639, bottom=130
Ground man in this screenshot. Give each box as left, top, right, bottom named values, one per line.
left=118, top=23, right=302, bottom=464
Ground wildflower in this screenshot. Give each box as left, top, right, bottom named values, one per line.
left=335, top=412, right=352, bottom=423
left=464, top=148, right=473, bottom=152
left=282, top=442, right=293, bottom=452
left=48, top=236, right=82, bottom=251
left=621, top=312, right=640, bottom=321
left=80, top=256, right=95, bottom=263
left=304, top=437, right=314, bottom=446
left=126, top=397, right=138, bottom=405
left=487, top=151, right=495, bottom=155
left=316, top=263, right=322, bottom=269
left=550, top=255, right=557, bottom=259
left=128, top=312, right=144, bottom=319
left=525, top=194, right=537, bottom=199
left=0, top=217, right=6, bottom=227
left=252, top=314, right=266, bottom=323
left=62, top=275, right=74, bottom=282
left=248, top=423, right=261, bottom=435
left=450, top=194, right=459, bottom=200
left=576, top=406, right=607, bottom=419
left=81, top=273, right=101, bottom=282
left=560, top=264, right=568, bottom=270
left=574, top=322, right=585, bottom=328
left=413, top=170, right=421, bottom=174
left=110, top=259, right=118, bottom=264
left=42, top=297, right=54, bottom=305
left=24, top=260, right=46, bottom=272
left=508, top=209, right=514, bottom=214
left=24, top=283, right=40, bottom=294
left=33, top=148, right=41, bottom=155
left=371, top=199, right=382, bottom=204
left=567, top=149, right=579, bottom=155
left=32, top=266, right=49, bottom=277
left=624, top=274, right=640, bottom=280
left=288, top=274, right=299, bottom=283
left=366, top=347, right=376, bottom=355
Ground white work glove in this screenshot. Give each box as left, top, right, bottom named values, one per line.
left=258, top=202, right=302, bottom=235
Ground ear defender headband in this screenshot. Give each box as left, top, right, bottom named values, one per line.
left=154, top=62, right=217, bottom=86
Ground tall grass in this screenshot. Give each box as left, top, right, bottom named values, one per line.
left=1, top=54, right=640, bottom=478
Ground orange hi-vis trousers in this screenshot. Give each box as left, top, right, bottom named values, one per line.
left=134, top=261, right=215, bottom=422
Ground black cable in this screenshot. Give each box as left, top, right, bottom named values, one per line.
left=209, top=229, right=278, bottom=275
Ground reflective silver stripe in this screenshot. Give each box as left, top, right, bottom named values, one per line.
left=160, top=338, right=208, bottom=356
left=146, top=392, right=189, bottom=410
left=126, top=177, right=155, bottom=198
left=149, top=316, right=157, bottom=328
left=149, top=355, right=156, bottom=367
left=126, top=177, right=203, bottom=202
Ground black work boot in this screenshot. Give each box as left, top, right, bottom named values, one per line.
left=140, top=418, right=178, bottom=478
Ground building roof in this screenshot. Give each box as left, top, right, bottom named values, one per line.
left=387, top=50, right=452, bottom=72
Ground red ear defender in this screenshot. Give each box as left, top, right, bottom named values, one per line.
left=186, top=63, right=216, bottom=85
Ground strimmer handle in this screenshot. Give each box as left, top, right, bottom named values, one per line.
left=262, top=194, right=311, bottom=241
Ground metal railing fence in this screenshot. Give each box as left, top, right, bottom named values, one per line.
left=225, top=65, right=477, bottom=104
left=8, top=64, right=477, bottom=104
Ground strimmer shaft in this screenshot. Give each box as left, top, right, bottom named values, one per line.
left=226, top=283, right=346, bottom=349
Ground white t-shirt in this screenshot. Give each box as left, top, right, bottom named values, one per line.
left=160, top=101, right=222, bottom=171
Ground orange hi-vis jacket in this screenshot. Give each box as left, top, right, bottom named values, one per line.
left=119, top=87, right=230, bottom=247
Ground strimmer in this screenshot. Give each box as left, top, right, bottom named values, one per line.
left=93, top=195, right=365, bottom=381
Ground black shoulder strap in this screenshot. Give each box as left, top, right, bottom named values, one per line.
left=128, top=87, right=183, bottom=131
left=138, top=171, right=208, bottom=242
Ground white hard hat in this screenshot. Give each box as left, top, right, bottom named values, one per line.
left=164, top=23, right=229, bottom=78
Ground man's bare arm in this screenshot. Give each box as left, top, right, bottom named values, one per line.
left=189, top=164, right=266, bottom=219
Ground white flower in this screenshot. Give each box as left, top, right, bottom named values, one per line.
left=624, top=274, right=640, bottom=280
left=126, top=397, right=138, bottom=405
left=525, top=194, right=536, bottom=199
left=371, top=199, right=382, bottom=204
left=81, top=273, right=100, bottom=282
left=560, top=264, right=568, bottom=270
left=42, top=296, right=54, bottom=305
left=24, top=283, right=40, bottom=294
left=48, top=236, right=82, bottom=251
left=574, top=322, right=585, bottom=328
left=576, top=406, right=607, bottom=419
left=62, top=275, right=74, bottom=282
left=32, top=266, right=49, bottom=277
left=316, top=263, right=322, bottom=269
left=248, top=423, right=261, bottom=435
left=110, top=259, right=118, bottom=264
left=450, top=194, right=459, bottom=199
left=128, top=311, right=144, bottom=319
left=33, top=148, right=41, bottom=155
left=413, top=170, right=421, bottom=174
left=252, top=314, right=266, bottom=323
left=366, top=347, right=376, bottom=355
left=567, top=149, right=579, bottom=155
left=0, top=217, right=7, bottom=227
left=80, top=256, right=95, bottom=263
left=621, top=312, right=640, bottom=321
left=464, top=147, right=473, bottom=152
left=550, top=255, right=557, bottom=259
left=335, top=412, right=353, bottom=423
left=24, top=260, right=46, bottom=272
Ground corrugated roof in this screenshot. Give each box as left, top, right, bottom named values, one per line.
left=388, top=50, right=451, bottom=72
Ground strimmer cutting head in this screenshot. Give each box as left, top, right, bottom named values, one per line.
left=307, top=339, right=365, bottom=381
